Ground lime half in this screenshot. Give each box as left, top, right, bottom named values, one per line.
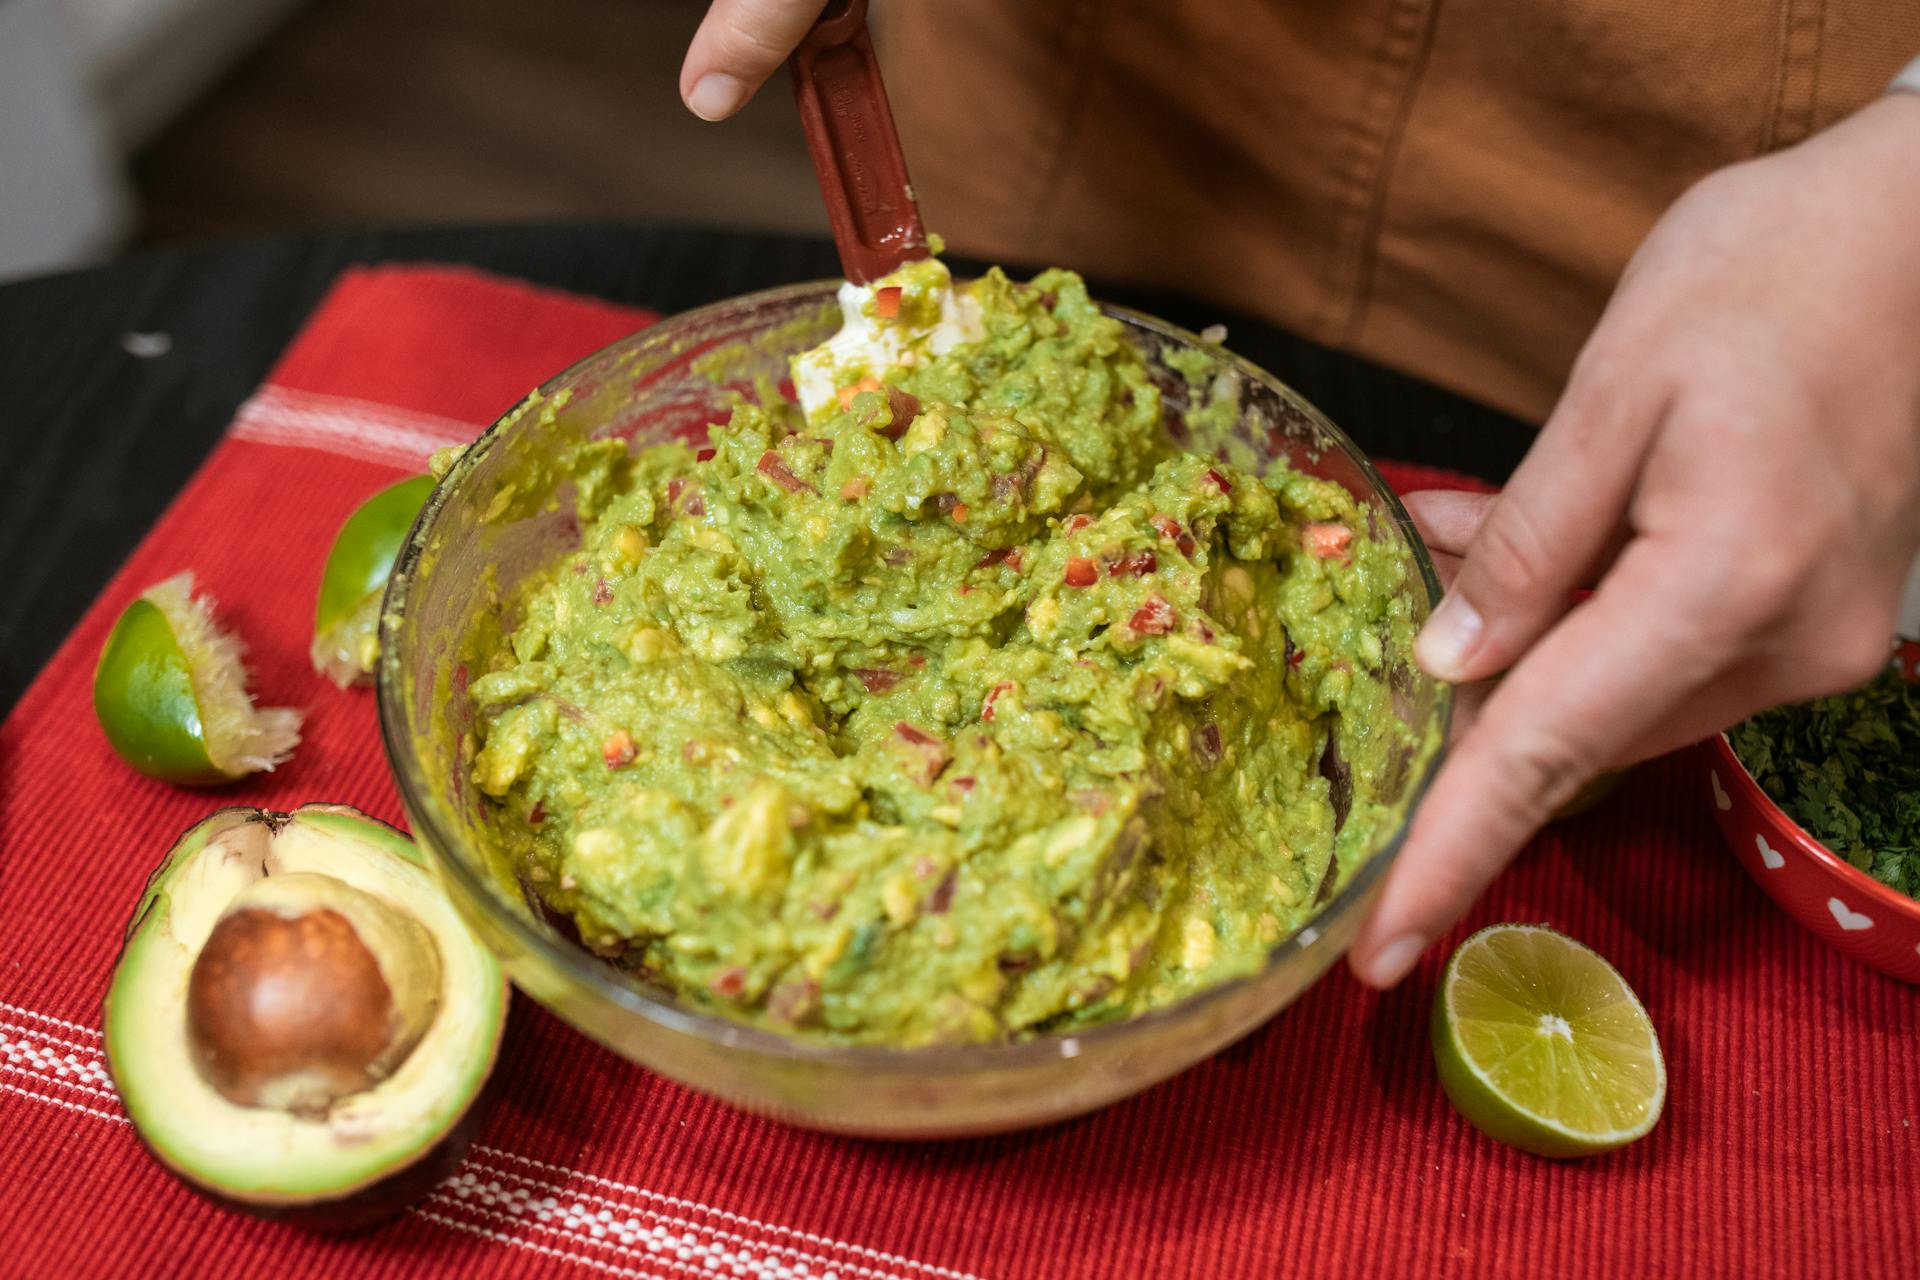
left=94, top=572, right=302, bottom=786
left=1431, top=924, right=1666, bottom=1158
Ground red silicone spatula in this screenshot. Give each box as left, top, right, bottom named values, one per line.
left=789, top=0, right=929, bottom=284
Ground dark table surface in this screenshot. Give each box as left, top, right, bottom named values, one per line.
left=0, top=222, right=1535, bottom=714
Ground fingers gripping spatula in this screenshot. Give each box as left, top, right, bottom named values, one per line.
left=789, top=0, right=930, bottom=284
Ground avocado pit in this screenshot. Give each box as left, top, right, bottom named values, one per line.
left=186, top=872, right=442, bottom=1117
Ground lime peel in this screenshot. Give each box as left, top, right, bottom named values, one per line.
left=1431, top=923, right=1666, bottom=1159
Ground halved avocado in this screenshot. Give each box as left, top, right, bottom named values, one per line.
left=104, top=804, right=507, bottom=1228
left=311, top=475, right=435, bottom=686
left=94, top=573, right=302, bottom=785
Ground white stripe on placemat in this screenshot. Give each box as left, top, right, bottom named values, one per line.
left=0, top=1078, right=129, bottom=1127
left=230, top=385, right=485, bottom=468
left=0, top=1007, right=974, bottom=1280
left=429, top=1189, right=790, bottom=1280
left=468, top=1149, right=981, bottom=1280
left=415, top=1208, right=681, bottom=1280
left=437, top=1164, right=918, bottom=1280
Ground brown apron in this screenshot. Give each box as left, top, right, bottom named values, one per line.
left=881, top=1, right=1919, bottom=425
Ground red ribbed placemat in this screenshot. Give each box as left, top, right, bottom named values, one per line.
left=1, top=265, right=1913, bottom=1280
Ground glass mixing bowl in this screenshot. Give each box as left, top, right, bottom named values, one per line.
left=377, top=281, right=1450, bottom=1138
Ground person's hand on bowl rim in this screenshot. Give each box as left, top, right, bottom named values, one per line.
left=1349, top=92, right=1920, bottom=989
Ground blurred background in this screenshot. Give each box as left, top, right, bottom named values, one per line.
left=0, top=0, right=827, bottom=281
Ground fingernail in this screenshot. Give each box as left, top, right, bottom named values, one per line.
left=687, top=73, right=747, bottom=121
left=1366, top=934, right=1427, bottom=988
left=1416, top=592, right=1482, bottom=681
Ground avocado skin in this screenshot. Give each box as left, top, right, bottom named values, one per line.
left=165, top=1067, right=499, bottom=1232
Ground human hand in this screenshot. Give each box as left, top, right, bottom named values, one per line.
left=679, top=0, right=829, bottom=121
left=1349, top=92, right=1920, bottom=988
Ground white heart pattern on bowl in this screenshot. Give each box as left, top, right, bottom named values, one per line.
left=1755, top=834, right=1785, bottom=870
left=1711, top=771, right=1731, bottom=812
left=1827, top=898, right=1874, bottom=932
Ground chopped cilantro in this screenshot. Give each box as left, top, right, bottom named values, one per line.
left=1729, top=664, right=1920, bottom=899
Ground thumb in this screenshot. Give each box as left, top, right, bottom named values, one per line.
left=680, top=0, right=829, bottom=121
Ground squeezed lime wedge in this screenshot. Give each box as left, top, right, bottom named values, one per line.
left=94, top=572, right=301, bottom=785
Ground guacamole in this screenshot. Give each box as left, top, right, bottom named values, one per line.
left=467, top=261, right=1417, bottom=1045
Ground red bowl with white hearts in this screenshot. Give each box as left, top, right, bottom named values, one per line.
left=1704, top=692, right=1920, bottom=985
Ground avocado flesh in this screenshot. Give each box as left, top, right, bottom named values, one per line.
left=105, top=805, right=506, bottom=1208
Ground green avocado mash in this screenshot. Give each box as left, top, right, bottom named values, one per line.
left=467, top=262, right=1419, bottom=1045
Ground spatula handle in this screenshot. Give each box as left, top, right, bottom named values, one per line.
left=789, top=0, right=929, bottom=284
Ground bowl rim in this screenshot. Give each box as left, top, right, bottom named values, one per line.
left=376, top=278, right=1455, bottom=1070
left=1707, top=729, right=1920, bottom=924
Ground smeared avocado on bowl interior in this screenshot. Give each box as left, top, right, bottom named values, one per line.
left=104, top=804, right=507, bottom=1228
left=460, top=260, right=1428, bottom=1047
